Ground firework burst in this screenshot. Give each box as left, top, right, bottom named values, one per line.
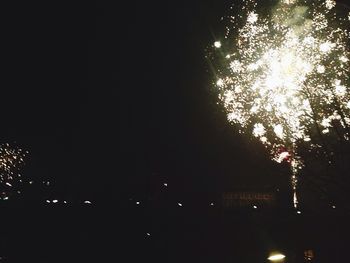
left=209, top=0, right=350, bottom=208
left=0, top=143, right=27, bottom=199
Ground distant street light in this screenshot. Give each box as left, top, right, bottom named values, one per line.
left=268, top=253, right=286, bottom=262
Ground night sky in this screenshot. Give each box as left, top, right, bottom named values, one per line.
left=1, top=1, right=350, bottom=262
left=2, top=0, right=279, bottom=202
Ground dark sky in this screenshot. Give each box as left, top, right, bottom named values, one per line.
left=2, top=0, right=284, bottom=202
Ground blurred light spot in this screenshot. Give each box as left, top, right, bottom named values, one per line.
left=268, top=253, right=286, bottom=261
left=214, top=41, right=222, bottom=48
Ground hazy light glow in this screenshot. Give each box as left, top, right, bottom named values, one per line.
left=268, top=254, right=286, bottom=261
left=214, top=41, right=222, bottom=48
left=210, top=0, right=350, bottom=208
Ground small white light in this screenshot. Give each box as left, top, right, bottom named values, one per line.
left=52, top=200, right=58, bottom=203
left=46, top=200, right=51, bottom=203
left=253, top=205, right=258, bottom=209
left=339, top=56, right=348, bottom=62
left=178, top=203, right=183, bottom=207
left=216, top=78, right=224, bottom=87
left=63, top=201, right=67, bottom=204
left=210, top=202, right=214, bottom=206
left=316, top=65, right=325, bottom=73
left=136, top=201, right=140, bottom=205
left=84, top=200, right=92, bottom=204
left=332, top=205, right=336, bottom=209
left=146, top=232, right=151, bottom=236
left=214, top=41, right=222, bottom=48
left=297, top=210, right=301, bottom=214
left=163, top=183, right=168, bottom=187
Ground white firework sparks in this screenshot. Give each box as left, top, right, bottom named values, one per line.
left=0, top=143, right=27, bottom=199
left=210, top=0, right=350, bottom=208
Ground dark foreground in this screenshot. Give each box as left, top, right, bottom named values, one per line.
left=0, top=201, right=349, bottom=263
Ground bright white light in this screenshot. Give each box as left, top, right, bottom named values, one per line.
left=283, top=0, right=296, bottom=4
left=253, top=205, right=258, bottom=209
left=320, top=41, right=335, bottom=53
left=136, top=201, right=140, bottom=205
left=247, top=12, right=258, bottom=23
left=325, top=0, right=336, bottom=10
left=84, top=200, right=92, bottom=204
left=214, top=41, right=222, bottom=48
left=178, top=202, right=183, bottom=207
left=216, top=78, right=224, bottom=87
left=274, top=124, right=284, bottom=139
left=163, top=183, right=168, bottom=187
left=339, top=56, right=348, bottom=63
left=316, top=65, right=325, bottom=73
left=52, top=200, right=58, bottom=203
left=297, top=210, right=301, bottom=214
left=268, top=254, right=286, bottom=261
left=253, top=123, right=266, bottom=137
left=230, top=60, right=242, bottom=73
